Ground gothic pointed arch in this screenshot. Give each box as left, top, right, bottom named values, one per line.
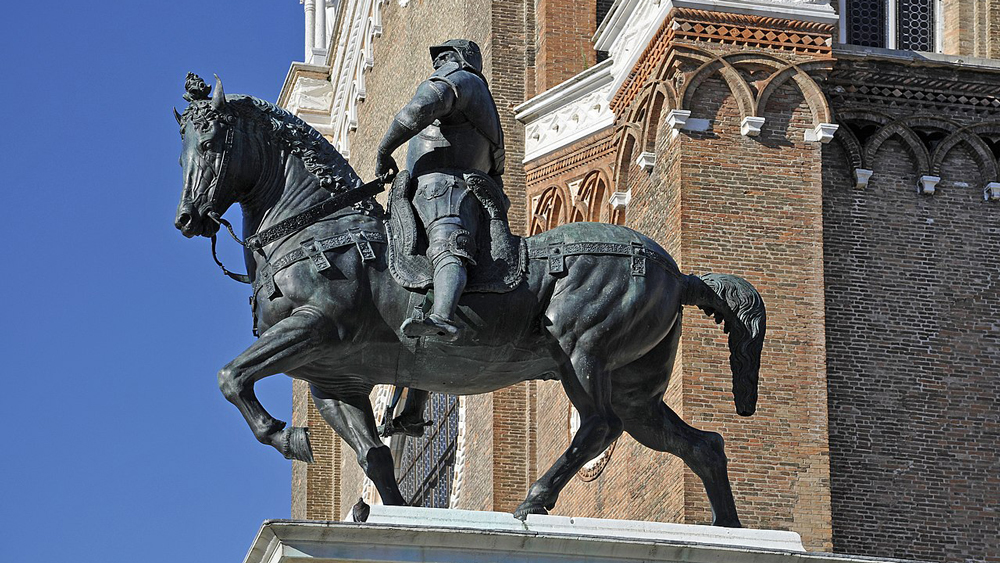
left=864, top=121, right=932, bottom=176
left=569, top=170, right=614, bottom=223
left=755, top=61, right=834, bottom=128
left=931, top=130, right=1000, bottom=182
left=679, top=57, right=757, bottom=122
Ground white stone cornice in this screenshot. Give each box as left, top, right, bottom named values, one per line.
left=515, top=60, right=615, bottom=162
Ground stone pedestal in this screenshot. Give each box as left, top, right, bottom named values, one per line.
left=243, top=506, right=917, bottom=563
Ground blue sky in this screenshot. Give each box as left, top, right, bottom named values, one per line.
left=1, top=2, right=313, bottom=561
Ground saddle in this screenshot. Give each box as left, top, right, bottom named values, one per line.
left=385, top=170, right=527, bottom=293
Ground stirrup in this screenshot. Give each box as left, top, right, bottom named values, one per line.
left=378, top=416, right=433, bottom=438
left=401, top=313, right=462, bottom=341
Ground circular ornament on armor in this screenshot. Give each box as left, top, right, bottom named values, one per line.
left=568, top=406, right=617, bottom=482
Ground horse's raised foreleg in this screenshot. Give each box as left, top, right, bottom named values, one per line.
left=217, top=307, right=329, bottom=462
left=514, top=351, right=623, bottom=520
left=311, top=389, right=406, bottom=506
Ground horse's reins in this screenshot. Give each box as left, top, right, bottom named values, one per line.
left=206, top=168, right=394, bottom=284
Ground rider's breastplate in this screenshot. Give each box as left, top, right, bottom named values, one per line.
left=406, top=120, right=493, bottom=177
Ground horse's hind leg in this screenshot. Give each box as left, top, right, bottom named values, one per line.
left=515, top=350, right=623, bottom=519
left=217, top=307, right=330, bottom=462
left=624, top=401, right=740, bottom=527
left=618, top=321, right=742, bottom=527
left=311, top=390, right=405, bottom=506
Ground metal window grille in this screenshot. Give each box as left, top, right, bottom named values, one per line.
left=397, top=393, right=460, bottom=508
left=897, top=0, right=935, bottom=51
left=845, top=0, right=937, bottom=51
left=847, top=0, right=886, bottom=47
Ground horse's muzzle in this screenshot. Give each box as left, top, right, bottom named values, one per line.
left=175, top=202, right=218, bottom=238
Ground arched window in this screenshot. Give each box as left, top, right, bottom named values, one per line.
left=575, top=171, right=611, bottom=223
left=529, top=186, right=567, bottom=234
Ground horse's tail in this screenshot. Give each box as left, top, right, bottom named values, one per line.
left=681, top=273, right=766, bottom=416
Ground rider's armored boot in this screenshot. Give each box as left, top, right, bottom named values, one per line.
left=401, top=259, right=467, bottom=341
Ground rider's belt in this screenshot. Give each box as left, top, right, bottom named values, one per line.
left=252, top=229, right=387, bottom=296
left=528, top=241, right=676, bottom=278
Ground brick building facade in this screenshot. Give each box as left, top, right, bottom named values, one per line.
left=278, top=1, right=1000, bottom=561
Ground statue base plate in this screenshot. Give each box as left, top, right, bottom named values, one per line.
left=243, top=506, right=923, bottom=563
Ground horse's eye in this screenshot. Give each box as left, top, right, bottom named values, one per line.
left=200, top=139, right=215, bottom=152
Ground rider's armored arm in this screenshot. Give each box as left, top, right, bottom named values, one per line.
left=377, top=79, right=456, bottom=157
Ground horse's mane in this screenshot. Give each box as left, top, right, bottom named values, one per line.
left=181, top=94, right=364, bottom=195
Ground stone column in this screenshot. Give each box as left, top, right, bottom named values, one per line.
left=315, top=0, right=327, bottom=51
left=304, top=0, right=316, bottom=60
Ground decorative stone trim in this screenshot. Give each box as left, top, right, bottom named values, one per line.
left=669, top=8, right=835, bottom=53
left=635, top=151, right=657, bottom=170
left=917, top=175, right=941, bottom=195
left=609, top=190, right=632, bottom=210
left=448, top=396, right=467, bottom=508
left=742, top=116, right=766, bottom=137
left=666, top=109, right=690, bottom=139
left=853, top=168, right=873, bottom=190
left=805, top=123, right=839, bottom=143
left=516, top=61, right=615, bottom=163
left=984, top=182, right=1000, bottom=202
left=325, top=0, right=388, bottom=158
left=525, top=135, right=616, bottom=185
left=279, top=64, right=337, bottom=137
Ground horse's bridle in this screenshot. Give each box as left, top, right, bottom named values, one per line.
left=199, top=117, right=393, bottom=285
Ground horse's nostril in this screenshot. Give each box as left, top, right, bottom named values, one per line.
left=177, top=212, right=192, bottom=228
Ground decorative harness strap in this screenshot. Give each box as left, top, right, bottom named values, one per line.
left=253, top=229, right=387, bottom=297
left=528, top=241, right=680, bottom=278
left=244, top=180, right=386, bottom=251
left=208, top=175, right=391, bottom=285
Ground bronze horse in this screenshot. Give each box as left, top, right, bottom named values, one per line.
left=173, top=76, right=766, bottom=526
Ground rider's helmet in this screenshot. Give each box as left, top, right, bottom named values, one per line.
left=429, top=39, right=484, bottom=76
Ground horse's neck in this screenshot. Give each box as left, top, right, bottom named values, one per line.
left=242, top=152, right=330, bottom=239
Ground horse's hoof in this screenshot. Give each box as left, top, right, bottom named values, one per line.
left=513, top=503, right=548, bottom=521
left=284, top=426, right=314, bottom=463
left=712, top=517, right=743, bottom=528
left=379, top=416, right=433, bottom=438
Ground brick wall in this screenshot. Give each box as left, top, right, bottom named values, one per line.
left=677, top=75, right=832, bottom=550
left=535, top=0, right=596, bottom=92
left=940, top=0, right=1000, bottom=58
left=823, top=55, right=1000, bottom=563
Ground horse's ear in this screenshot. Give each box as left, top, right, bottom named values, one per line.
left=212, top=74, right=226, bottom=111
left=174, top=107, right=183, bottom=125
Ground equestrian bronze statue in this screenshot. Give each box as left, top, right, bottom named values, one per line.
left=173, top=52, right=766, bottom=526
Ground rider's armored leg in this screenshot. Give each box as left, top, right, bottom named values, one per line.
left=401, top=217, right=475, bottom=340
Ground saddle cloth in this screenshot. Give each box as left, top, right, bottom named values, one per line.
left=385, top=170, right=527, bottom=293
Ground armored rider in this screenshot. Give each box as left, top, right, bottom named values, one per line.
left=375, top=39, right=506, bottom=341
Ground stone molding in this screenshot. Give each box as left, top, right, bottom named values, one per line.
left=525, top=134, right=616, bottom=186
left=245, top=512, right=957, bottom=563
left=515, top=60, right=615, bottom=162
left=278, top=64, right=337, bottom=137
